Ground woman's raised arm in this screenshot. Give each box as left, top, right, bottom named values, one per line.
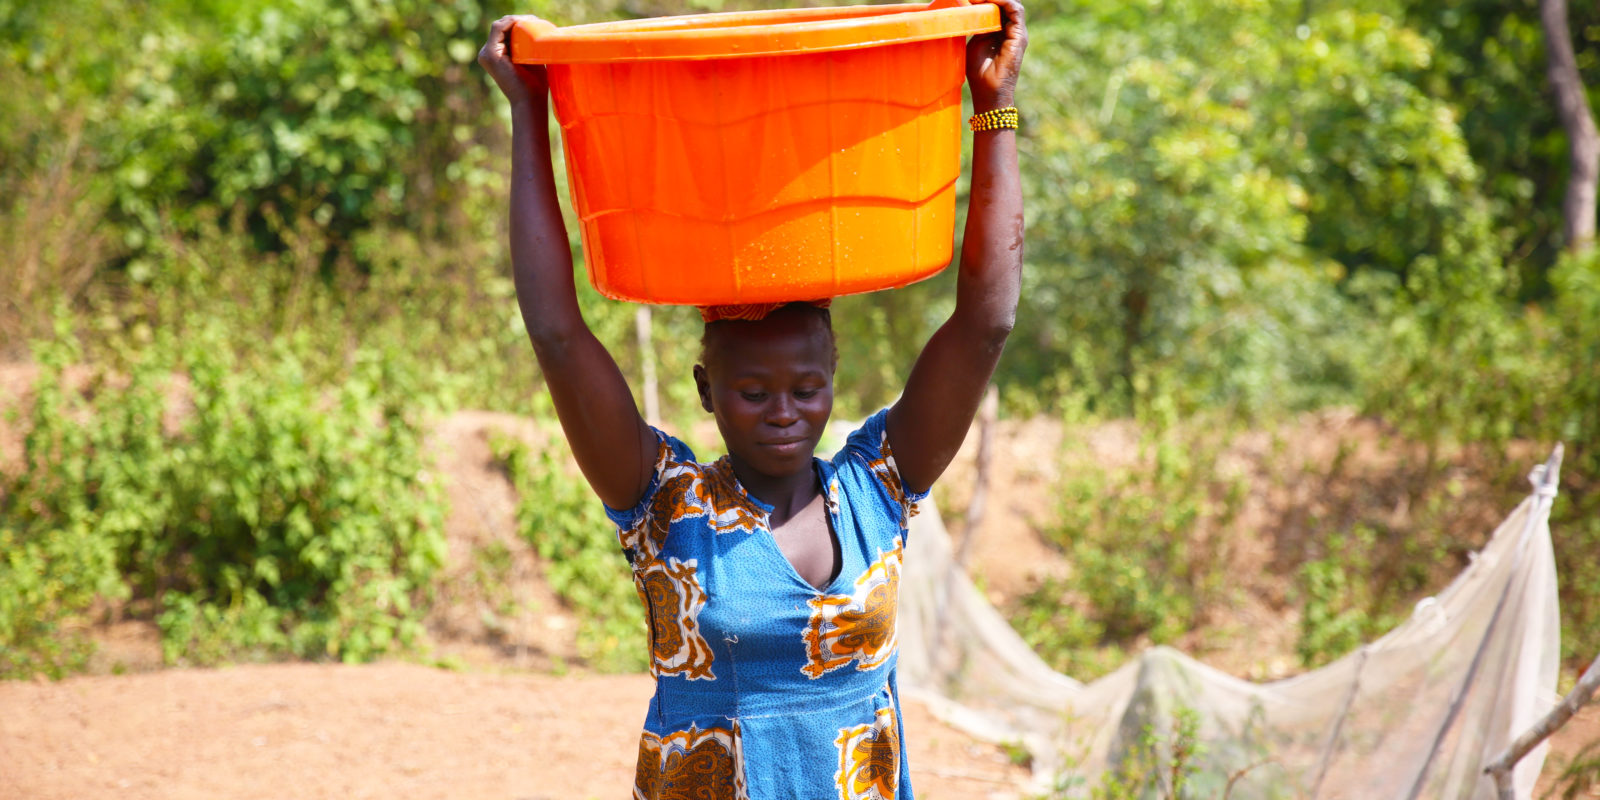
left=480, top=16, right=657, bottom=510
left=886, top=0, right=1027, bottom=494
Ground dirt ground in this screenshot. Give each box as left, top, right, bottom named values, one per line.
left=0, top=399, right=1031, bottom=799
left=0, top=389, right=1594, bottom=797
left=0, top=660, right=1592, bottom=799
left=0, top=664, right=1030, bottom=800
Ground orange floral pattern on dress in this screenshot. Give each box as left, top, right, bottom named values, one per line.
left=833, top=705, right=900, bottom=800
left=802, top=540, right=902, bottom=679
left=634, top=557, right=715, bottom=681
left=635, top=733, right=662, bottom=800
left=864, top=431, right=919, bottom=521
left=701, top=460, right=768, bottom=533
left=618, top=447, right=765, bottom=566
left=634, top=724, right=748, bottom=800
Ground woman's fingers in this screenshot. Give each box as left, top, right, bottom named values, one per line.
left=480, top=15, right=550, bottom=68
left=480, top=15, right=551, bottom=102
left=479, top=17, right=512, bottom=72
left=991, top=0, right=1027, bottom=69
left=966, top=0, right=1026, bottom=102
left=1000, top=0, right=1025, bottom=30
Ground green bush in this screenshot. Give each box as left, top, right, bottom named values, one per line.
left=1293, top=524, right=1406, bottom=668
left=88, top=210, right=547, bottom=417
left=1087, top=707, right=1204, bottom=800
left=1359, top=248, right=1600, bottom=669
left=1013, top=577, right=1125, bottom=681
left=1545, top=251, right=1600, bottom=666
left=492, top=434, right=646, bottom=672
left=0, top=320, right=448, bottom=672
left=0, top=336, right=128, bottom=678
left=1003, top=0, right=1502, bottom=414
left=1016, top=414, right=1246, bottom=680
left=1048, top=705, right=1280, bottom=800
left=91, top=0, right=511, bottom=256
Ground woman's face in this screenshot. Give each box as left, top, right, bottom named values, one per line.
left=695, top=308, right=835, bottom=481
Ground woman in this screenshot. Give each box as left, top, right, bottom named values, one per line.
left=479, top=2, right=1026, bottom=795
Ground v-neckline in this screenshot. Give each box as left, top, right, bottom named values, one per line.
left=716, top=458, right=847, bottom=595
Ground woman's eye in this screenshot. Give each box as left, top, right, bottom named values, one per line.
left=794, top=389, right=819, bottom=400
left=740, top=391, right=767, bottom=402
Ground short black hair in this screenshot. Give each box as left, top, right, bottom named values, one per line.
left=698, top=301, right=838, bottom=371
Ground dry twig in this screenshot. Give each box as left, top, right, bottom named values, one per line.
left=1484, top=652, right=1600, bottom=799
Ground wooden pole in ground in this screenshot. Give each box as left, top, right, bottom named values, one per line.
left=932, top=384, right=999, bottom=681
left=1539, top=0, right=1598, bottom=251
left=1484, top=651, right=1600, bottom=798
left=635, top=306, right=660, bottom=426
left=954, top=384, right=1000, bottom=570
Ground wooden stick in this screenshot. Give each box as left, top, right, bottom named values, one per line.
left=1538, top=0, right=1599, bottom=250
left=634, top=306, right=659, bottom=426
left=1223, top=759, right=1278, bottom=800
left=1484, top=651, right=1600, bottom=798
left=954, top=384, right=999, bottom=570
left=932, top=384, right=999, bottom=680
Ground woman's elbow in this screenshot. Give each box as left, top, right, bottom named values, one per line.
left=519, top=304, right=586, bottom=352
left=972, top=311, right=1016, bottom=355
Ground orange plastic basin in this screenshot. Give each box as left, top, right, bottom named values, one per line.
left=511, top=1, right=1000, bottom=305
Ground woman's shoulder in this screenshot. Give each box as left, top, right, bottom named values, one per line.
left=828, top=408, right=894, bottom=469
left=603, top=426, right=703, bottom=527
left=605, top=427, right=772, bottom=540
left=827, top=408, right=927, bottom=522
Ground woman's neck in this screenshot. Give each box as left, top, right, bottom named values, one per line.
left=727, top=456, right=819, bottom=527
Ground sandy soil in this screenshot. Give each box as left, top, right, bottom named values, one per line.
left=7, top=665, right=1592, bottom=799
left=0, top=664, right=1029, bottom=800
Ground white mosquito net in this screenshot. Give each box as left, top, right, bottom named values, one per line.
left=896, top=448, right=1565, bottom=799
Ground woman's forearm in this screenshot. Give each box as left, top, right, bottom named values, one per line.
left=950, top=0, right=1028, bottom=342
left=507, top=96, right=585, bottom=347
left=954, top=124, right=1024, bottom=341
left=479, top=16, right=658, bottom=511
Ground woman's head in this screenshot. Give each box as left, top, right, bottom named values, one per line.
left=694, top=302, right=836, bottom=479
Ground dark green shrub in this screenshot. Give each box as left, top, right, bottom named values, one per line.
left=0, top=320, right=448, bottom=672
left=1016, top=415, right=1246, bottom=680
left=0, top=333, right=128, bottom=678
left=1293, top=524, right=1407, bottom=668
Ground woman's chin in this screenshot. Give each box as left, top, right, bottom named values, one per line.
left=746, top=441, right=818, bottom=476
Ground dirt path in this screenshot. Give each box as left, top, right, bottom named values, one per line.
left=0, top=663, right=1030, bottom=800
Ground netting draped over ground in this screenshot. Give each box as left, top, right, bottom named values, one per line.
left=897, top=449, right=1564, bottom=799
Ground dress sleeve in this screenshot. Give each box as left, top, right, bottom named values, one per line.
left=603, top=428, right=697, bottom=564
left=835, top=408, right=930, bottom=527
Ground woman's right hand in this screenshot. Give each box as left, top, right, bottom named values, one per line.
left=966, top=0, right=1027, bottom=112
left=478, top=15, right=551, bottom=108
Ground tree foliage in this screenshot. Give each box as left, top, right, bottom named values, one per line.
left=2, top=0, right=1599, bottom=675
left=1005, top=0, right=1514, bottom=414
left=1, top=320, right=447, bottom=672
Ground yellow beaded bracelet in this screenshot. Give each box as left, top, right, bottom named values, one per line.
left=969, top=106, right=1019, bottom=132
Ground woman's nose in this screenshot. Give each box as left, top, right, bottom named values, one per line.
left=767, top=394, right=799, bottom=427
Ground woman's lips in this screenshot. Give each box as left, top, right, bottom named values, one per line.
left=761, top=438, right=808, bottom=455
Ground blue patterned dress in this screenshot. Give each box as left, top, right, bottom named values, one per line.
left=605, top=409, right=928, bottom=800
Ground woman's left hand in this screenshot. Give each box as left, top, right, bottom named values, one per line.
left=966, top=0, right=1028, bottom=112
left=479, top=15, right=553, bottom=109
